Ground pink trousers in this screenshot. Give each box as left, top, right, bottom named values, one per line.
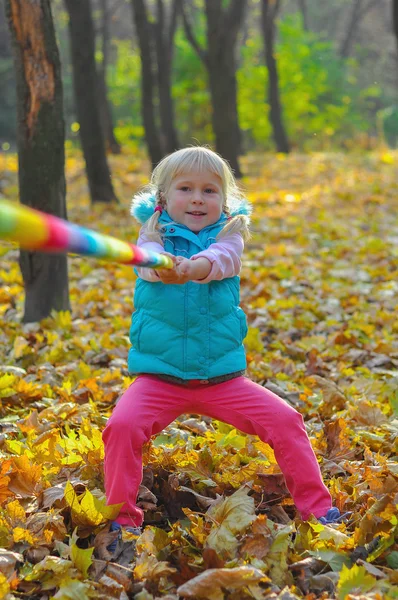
left=102, top=375, right=332, bottom=526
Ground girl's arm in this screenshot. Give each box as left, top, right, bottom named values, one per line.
left=135, top=232, right=165, bottom=282
left=188, top=233, right=244, bottom=282
left=136, top=231, right=244, bottom=284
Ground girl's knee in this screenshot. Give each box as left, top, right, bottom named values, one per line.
left=272, top=403, right=305, bottom=432
left=102, top=415, right=148, bottom=447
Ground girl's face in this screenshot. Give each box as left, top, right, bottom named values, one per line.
left=165, top=170, right=224, bottom=232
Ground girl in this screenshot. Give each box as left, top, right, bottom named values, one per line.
left=102, top=147, right=342, bottom=547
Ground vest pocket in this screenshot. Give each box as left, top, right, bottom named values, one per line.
left=130, top=309, right=143, bottom=351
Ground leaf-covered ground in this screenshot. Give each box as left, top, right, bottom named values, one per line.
left=0, top=150, right=397, bottom=600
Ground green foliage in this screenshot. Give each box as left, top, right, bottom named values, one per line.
left=238, top=16, right=371, bottom=150
left=0, top=6, right=390, bottom=151
left=172, top=29, right=213, bottom=146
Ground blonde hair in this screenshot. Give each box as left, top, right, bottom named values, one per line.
left=142, top=146, right=250, bottom=243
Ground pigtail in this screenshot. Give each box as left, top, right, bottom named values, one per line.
left=139, top=188, right=166, bottom=243
left=141, top=211, right=163, bottom=243
left=217, top=214, right=251, bottom=242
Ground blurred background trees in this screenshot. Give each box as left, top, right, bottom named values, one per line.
left=1, top=0, right=397, bottom=166
left=1, top=0, right=397, bottom=321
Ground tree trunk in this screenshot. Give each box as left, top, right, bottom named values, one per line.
left=339, top=0, right=379, bottom=58
left=98, top=0, right=121, bottom=154
left=153, top=0, right=180, bottom=154
left=261, top=0, right=290, bottom=154
left=97, top=70, right=121, bottom=154
left=182, top=0, right=245, bottom=177
left=205, top=0, right=244, bottom=176
left=297, top=0, right=309, bottom=31
left=64, top=0, right=117, bottom=202
left=131, top=0, right=163, bottom=167
left=5, top=0, right=70, bottom=323
left=394, top=0, right=398, bottom=57
left=207, top=56, right=242, bottom=175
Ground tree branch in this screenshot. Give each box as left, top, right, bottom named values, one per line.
left=167, top=0, right=182, bottom=61
left=339, top=0, right=362, bottom=58
left=223, top=0, right=247, bottom=45
left=181, top=1, right=207, bottom=66
left=297, top=0, right=308, bottom=30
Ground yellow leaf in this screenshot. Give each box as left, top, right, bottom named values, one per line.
left=134, top=552, right=176, bottom=582
left=71, top=543, right=93, bottom=578
left=0, top=573, right=10, bottom=599
left=381, top=152, right=394, bottom=164
left=254, top=440, right=277, bottom=463
left=64, top=481, right=122, bottom=527
left=337, top=564, right=377, bottom=600
left=6, top=500, right=25, bottom=524
left=13, top=337, right=30, bottom=359
left=244, top=327, right=263, bottom=353
left=8, top=456, right=43, bottom=497
left=52, top=580, right=92, bottom=600
left=0, top=374, right=16, bottom=392
left=13, top=527, right=35, bottom=544
left=205, top=486, right=256, bottom=558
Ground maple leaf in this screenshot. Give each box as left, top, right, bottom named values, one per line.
left=0, top=573, right=10, bottom=598
left=134, top=552, right=177, bottom=582
left=177, top=566, right=268, bottom=600
left=0, top=460, right=13, bottom=505
left=337, top=564, right=377, bottom=599
left=7, top=455, right=43, bottom=497
left=205, top=486, right=256, bottom=559
left=64, top=481, right=123, bottom=527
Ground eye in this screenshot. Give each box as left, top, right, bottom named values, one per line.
left=204, top=188, right=216, bottom=194
left=180, top=186, right=190, bottom=192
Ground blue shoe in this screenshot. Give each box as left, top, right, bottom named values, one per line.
left=107, top=522, right=142, bottom=555
left=318, top=507, right=351, bottom=525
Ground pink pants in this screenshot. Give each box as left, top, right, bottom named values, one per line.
left=102, top=375, right=332, bottom=526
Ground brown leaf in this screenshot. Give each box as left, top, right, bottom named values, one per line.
left=24, top=546, right=50, bottom=564
left=94, top=528, right=119, bottom=562
left=311, top=375, right=347, bottom=410
left=0, top=548, right=23, bottom=579
left=239, top=533, right=272, bottom=559
left=177, top=566, right=267, bottom=599
left=137, top=484, right=157, bottom=510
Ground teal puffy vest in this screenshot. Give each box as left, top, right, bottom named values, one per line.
left=127, top=210, right=248, bottom=379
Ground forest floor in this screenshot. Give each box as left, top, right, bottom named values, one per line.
left=0, top=149, right=397, bottom=599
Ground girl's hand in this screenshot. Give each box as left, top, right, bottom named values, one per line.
left=154, top=253, right=177, bottom=283
left=176, top=257, right=211, bottom=281
left=155, top=255, right=211, bottom=284
left=155, top=253, right=187, bottom=284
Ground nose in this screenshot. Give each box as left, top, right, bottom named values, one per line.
left=192, top=189, right=204, bottom=203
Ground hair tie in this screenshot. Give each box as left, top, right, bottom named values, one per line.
left=154, top=205, right=163, bottom=214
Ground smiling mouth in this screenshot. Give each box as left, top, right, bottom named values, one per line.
left=187, top=212, right=206, bottom=216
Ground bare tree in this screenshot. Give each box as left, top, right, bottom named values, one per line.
left=97, top=0, right=121, bottom=154
left=5, top=0, right=70, bottom=322
left=297, top=0, right=309, bottom=30
left=130, top=0, right=163, bottom=167
left=260, top=0, right=290, bottom=153
left=64, top=0, right=117, bottom=202
left=339, top=0, right=379, bottom=58
left=153, top=0, right=181, bottom=153
left=394, top=0, right=398, bottom=57
left=130, top=0, right=181, bottom=165
left=182, top=0, right=247, bottom=177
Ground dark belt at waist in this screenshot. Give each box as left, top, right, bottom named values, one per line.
left=149, top=370, right=245, bottom=388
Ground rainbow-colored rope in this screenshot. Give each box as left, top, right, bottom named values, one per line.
left=0, top=200, right=173, bottom=269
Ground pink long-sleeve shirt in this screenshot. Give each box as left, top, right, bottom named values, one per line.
left=136, top=231, right=244, bottom=283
